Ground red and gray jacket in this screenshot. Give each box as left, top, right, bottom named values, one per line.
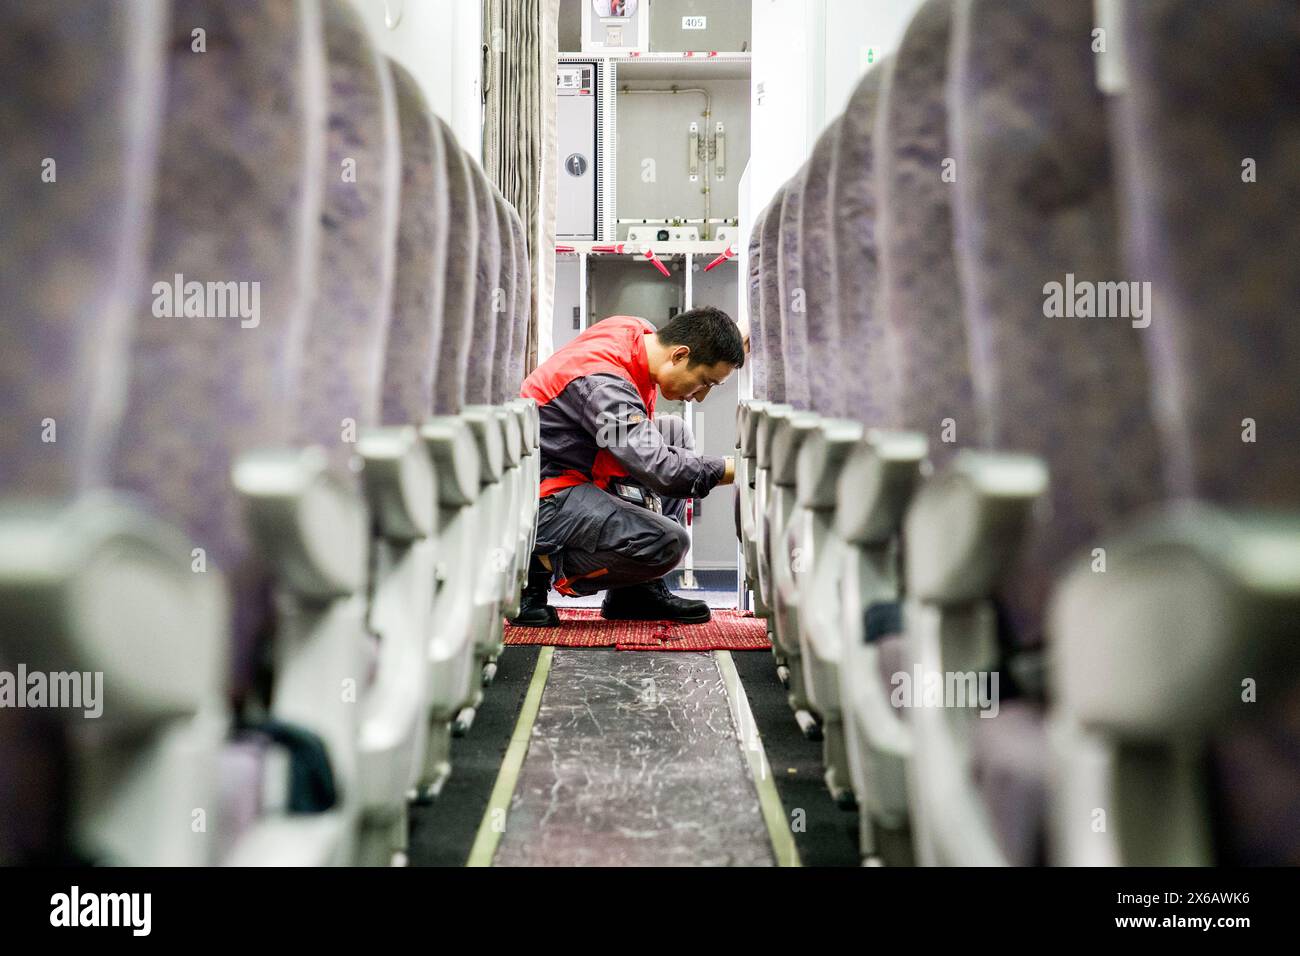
left=520, top=315, right=727, bottom=500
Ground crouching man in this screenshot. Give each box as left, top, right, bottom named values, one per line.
left=510, top=307, right=743, bottom=626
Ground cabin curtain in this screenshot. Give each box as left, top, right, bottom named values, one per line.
left=483, top=0, right=559, bottom=374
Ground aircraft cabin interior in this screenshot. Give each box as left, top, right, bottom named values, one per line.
left=0, top=0, right=1296, bottom=931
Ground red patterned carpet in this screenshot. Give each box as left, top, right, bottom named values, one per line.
left=503, top=608, right=772, bottom=651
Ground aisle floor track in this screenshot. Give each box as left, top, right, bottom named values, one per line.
left=408, top=646, right=541, bottom=866
left=484, top=648, right=784, bottom=866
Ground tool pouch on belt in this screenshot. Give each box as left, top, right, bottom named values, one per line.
left=609, top=480, right=662, bottom=514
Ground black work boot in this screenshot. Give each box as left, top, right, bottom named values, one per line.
left=508, top=555, right=560, bottom=627
left=600, top=577, right=711, bottom=624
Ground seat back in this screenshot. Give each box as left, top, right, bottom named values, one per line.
left=1115, top=0, right=1300, bottom=866
left=758, top=188, right=788, bottom=404
left=778, top=168, right=811, bottom=411
left=798, top=119, right=844, bottom=418
left=0, top=0, right=165, bottom=498
left=832, top=64, right=899, bottom=428
left=296, top=0, right=400, bottom=467
left=950, top=0, right=1163, bottom=648
left=107, top=0, right=328, bottom=695
left=877, top=0, right=974, bottom=469
left=505, top=206, right=532, bottom=394
left=380, top=59, right=449, bottom=427
left=464, top=165, right=501, bottom=407
left=746, top=207, right=768, bottom=398
left=1117, top=0, right=1300, bottom=507
left=433, top=120, right=479, bottom=416
left=491, top=192, right=517, bottom=405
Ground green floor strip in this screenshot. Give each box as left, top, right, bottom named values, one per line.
left=466, top=645, right=554, bottom=867
left=714, top=650, right=802, bottom=867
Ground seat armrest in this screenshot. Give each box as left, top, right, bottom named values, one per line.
left=358, top=426, right=437, bottom=542
left=527, top=398, right=539, bottom=447
left=770, top=411, right=822, bottom=488
left=233, top=446, right=369, bottom=600
left=738, top=400, right=769, bottom=457
left=0, top=494, right=227, bottom=721
left=494, top=407, right=523, bottom=467
left=755, top=403, right=793, bottom=470
left=460, top=405, right=505, bottom=484
left=506, top=400, right=534, bottom=455
left=833, top=431, right=929, bottom=546
left=1050, top=505, right=1300, bottom=739
left=903, top=450, right=1047, bottom=603
left=420, top=417, right=482, bottom=507
left=796, top=418, right=864, bottom=509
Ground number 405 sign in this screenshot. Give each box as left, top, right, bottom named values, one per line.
left=682, top=15, right=706, bottom=30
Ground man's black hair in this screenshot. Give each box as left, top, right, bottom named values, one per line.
left=656, top=306, right=745, bottom=368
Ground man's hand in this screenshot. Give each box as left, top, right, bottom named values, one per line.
left=720, top=456, right=736, bottom=486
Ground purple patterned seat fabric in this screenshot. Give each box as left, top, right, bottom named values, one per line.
left=380, top=59, right=448, bottom=427
left=432, top=120, right=479, bottom=417
left=463, top=166, right=501, bottom=407
left=950, top=0, right=1162, bottom=650
left=877, top=0, right=975, bottom=470
left=778, top=167, right=811, bottom=411
left=295, top=0, right=400, bottom=469
left=745, top=206, right=768, bottom=399
left=107, top=0, right=328, bottom=697
left=490, top=193, right=517, bottom=406
left=0, top=0, right=164, bottom=498
left=505, top=206, right=532, bottom=395
left=757, top=188, right=787, bottom=405
left=1114, top=0, right=1300, bottom=865
left=832, top=64, right=899, bottom=429
left=798, top=118, right=844, bottom=418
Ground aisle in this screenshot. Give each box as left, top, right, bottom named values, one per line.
left=487, top=649, right=778, bottom=866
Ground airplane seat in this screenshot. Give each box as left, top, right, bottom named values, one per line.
left=461, top=165, right=514, bottom=674
left=833, top=0, right=971, bottom=863
left=413, top=118, right=487, bottom=800
left=736, top=207, right=771, bottom=620
left=488, top=190, right=528, bottom=621
left=0, top=0, right=174, bottom=865
left=781, top=115, right=877, bottom=805
left=295, top=7, right=439, bottom=868
left=774, top=119, right=868, bottom=796
left=800, top=63, right=925, bottom=858
left=103, top=1, right=361, bottom=865
left=502, top=205, right=540, bottom=594
left=751, top=188, right=791, bottom=632
left=903, top=0, right=1164, bottom=866
left=765, top=162, right=820, bottom=721
left=1048, top=0, right=1300, bottom=866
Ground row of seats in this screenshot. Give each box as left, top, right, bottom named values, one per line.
left=0, top=0, right=537, bottom=865
left=739, top=0, right=1300, bottom=865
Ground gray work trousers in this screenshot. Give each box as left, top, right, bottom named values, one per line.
left=534, top=415, right=694, bottom=596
